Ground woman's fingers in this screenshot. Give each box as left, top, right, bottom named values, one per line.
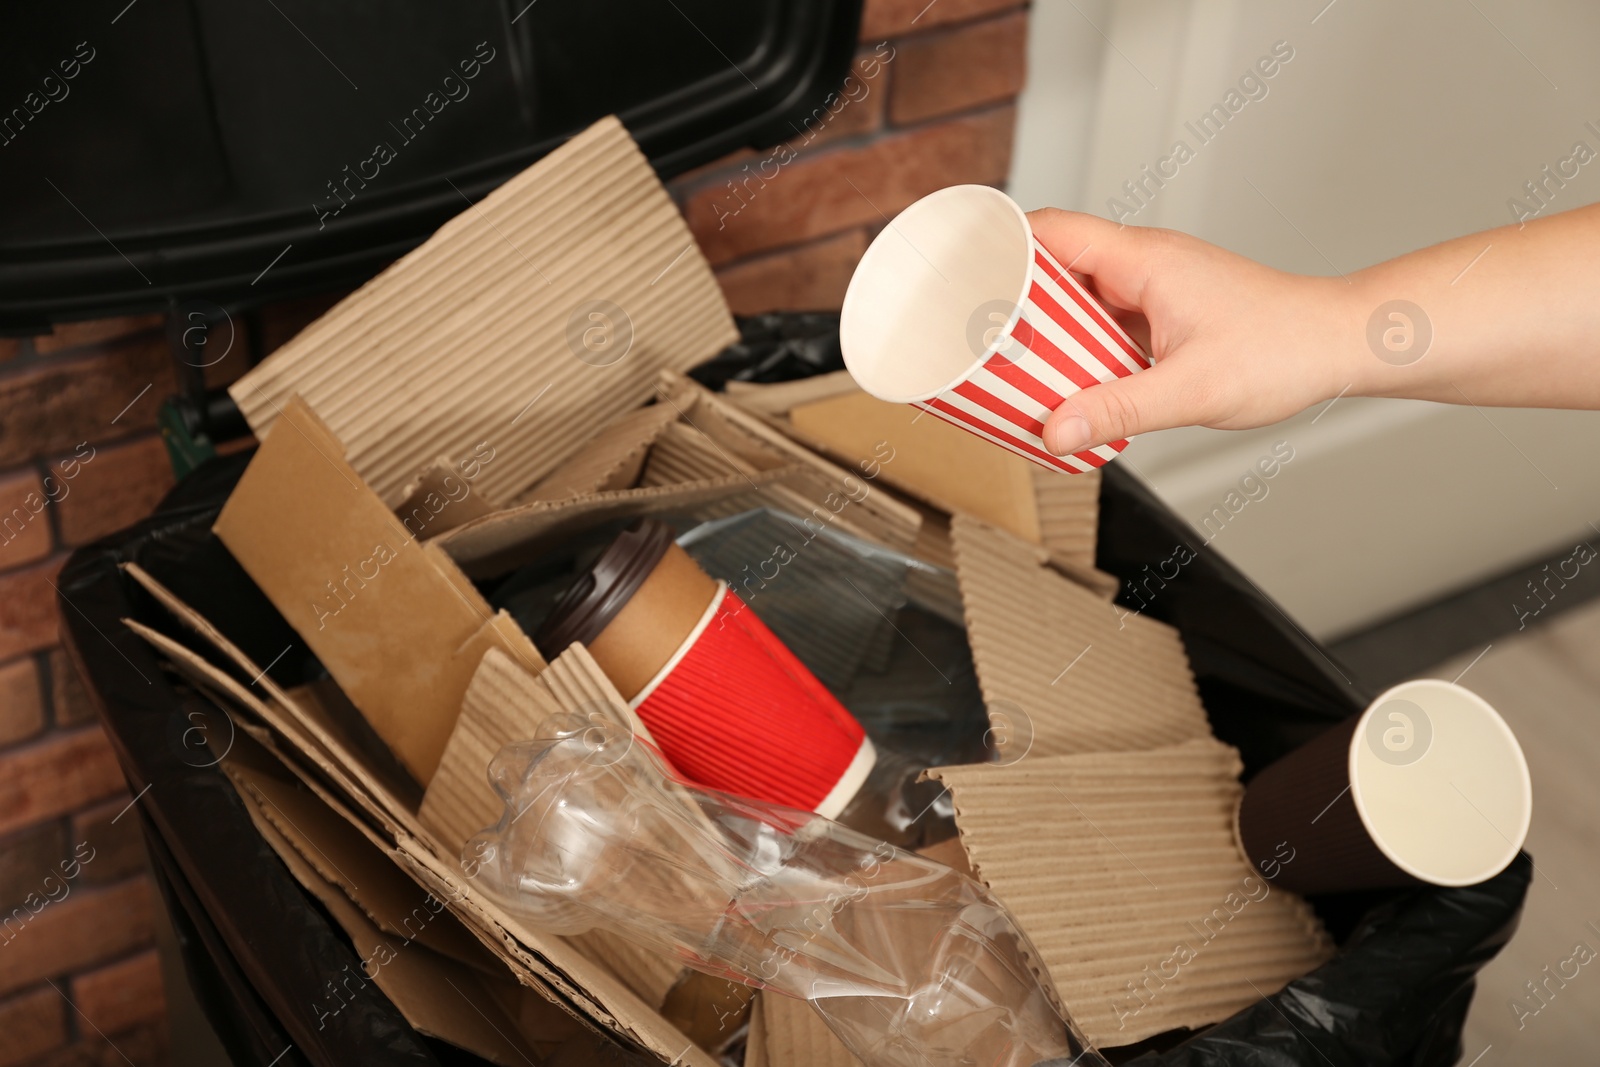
left=1025, top=208, right=1156, bottom=313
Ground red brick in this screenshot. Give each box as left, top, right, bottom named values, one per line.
left=890, top=12, right=1028, bottom=124
left=683, top=106, right=1016, bottom=264
left=51, top=436, right=173, bottom=547
left=70, top=798, right=148, bottom=887
left=0, top=657, right=44, bottom=748
left=0, top=878, right=154, bottom=998
left=0, top=469, right=54, bottom=566
left=0, top=726, right=125, bottom=839
left=0, top=335, right=172, bottom=467
left=862, top=0, right=1022, bottom=39
left=673, top=51, right=889, bottom=192
left=0, top=986, right=66, bottom=1067
left=33, top=315, right=164, bottom=356
left=35, top=1019, right=170, bottom=1067
left=716, top=230, right=869, bottom=315
left=0, top=556, right=65, bottom=662
left=48, top=648, right=95, bottom=728
left=0, top=822, right=67, bottom=914
left=69, top=949, right=165, bottom=1036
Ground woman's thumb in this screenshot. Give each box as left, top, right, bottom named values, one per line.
left=1043, top=363, right=1187, bottom=454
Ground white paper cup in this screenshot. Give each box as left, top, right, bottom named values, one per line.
left=1237, top=679, right=1532, bottom=893
left=839, top=184, right=1150, bottom=474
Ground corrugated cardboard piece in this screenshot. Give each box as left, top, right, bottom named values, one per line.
left=231, top=115, right=737, bottom=507
left=213, top=395, right=545, bottom=785
left=928, top=740, right=1334, bottom=1046
left=725, top=371, right=1105, bottom=578
left=125, top=571, right=721, bottom=1067
left=220, top=740, right=576, bottom=1067
left=423, top=645, right=743, bottom=1030
left=950, top=515, right=1211, bottom=759
left=744, top=836, right=977, bottom=1067
left=434, top=381, right=923, bottom=580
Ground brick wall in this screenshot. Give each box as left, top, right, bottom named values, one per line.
left=0, top=294, right=336, bottom=1066
left=0, top=4, right=1029, bottom=1063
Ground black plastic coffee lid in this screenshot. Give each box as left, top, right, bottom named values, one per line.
left=535, top=519, right=676, bottom=658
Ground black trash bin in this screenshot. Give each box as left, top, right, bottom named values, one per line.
left=59, top=313, right=1530, bottom=1067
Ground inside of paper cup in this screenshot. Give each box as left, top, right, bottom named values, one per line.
left=1349, top=679, right=1532, bottom=886
left=840, top=185, right=1032, bottom=404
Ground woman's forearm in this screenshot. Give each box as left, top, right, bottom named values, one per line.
left=1349, top=202, right=1600, bottom=409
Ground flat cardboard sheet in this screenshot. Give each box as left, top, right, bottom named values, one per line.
left=122, top=569, right=715, bottom=1065
left=929, top=740, right=1333, bottom=1046
left=224, top=748, right=566, bottom=1066
left=665, top=376, right=922, bottom=557
left=730, top=373, right=1106, bottom=578
left=949, top=516, right=1212, bottom=759
left=213, top=395, right=546, bottom=785
left=742, top=837, right=980, bottom=1067
left=421, top=646, right=687, bottom=1011
left=231, top=116, right=737, bottom=506
left=751, top=993, right=860, bottom=1067
left=521, top=403, right=681, bottom=504
left=119, top=570, right=425, bottom=845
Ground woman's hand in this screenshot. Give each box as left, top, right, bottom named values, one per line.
left=1031, top=201, right=1600, bottom=455
left=1029, top=209, right=1366, bottom=455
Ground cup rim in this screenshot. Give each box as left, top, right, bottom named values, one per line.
left=839, top=184, right=1035, bottom=404
left=1346, top=678, right=1532, bottom=886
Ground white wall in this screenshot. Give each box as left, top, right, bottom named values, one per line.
left=1011, top=0, right=1600, bottom=638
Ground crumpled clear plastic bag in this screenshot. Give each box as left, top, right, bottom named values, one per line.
left=465, top=711, right=1106, bottom=1067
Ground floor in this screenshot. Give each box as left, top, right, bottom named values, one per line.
left=1429, top=598, right=1600, bottom=1063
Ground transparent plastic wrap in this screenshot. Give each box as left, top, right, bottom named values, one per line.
left=467, top=711, right=1106, bottom=1067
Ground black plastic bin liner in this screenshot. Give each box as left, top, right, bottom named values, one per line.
left=61, top=313, right=1529, bottom=1066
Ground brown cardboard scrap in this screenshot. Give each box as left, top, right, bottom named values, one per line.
left=232, top=116, right=737, bottom=506
left=213, top=395, right=546, bottom=785
left=225, top=749, right=500, bottom=977
left=392, top=830, right=719, bottom=1067
left=122, top=616, right=405, bottom=844
left=753, top=991, right=861, bottom=1067
left=745, top=992, right=770, bottom=1067
left=124, top=552, right=716, bottom=1065
left=640, top=420, right=751, bottom=486
left=660, top=974, right=754, bottom=1061
left=519, top=402, right=681, bottom=504
left=949, top=516, right=1211, bottom=758
left=746, top=840, right=977, bottom=1067
left=418, top=646, right=566, bottom=854
left=420, top=645, right=685, bottom=1010
left=724, top=370, right=858, bottom=416
left=223, top=752, right=561, bottom=1066
left=392, top=457, right=498, bottom=541
left=726, top=375, right=1110, bottom=581
left=436, top=469, right=793, bottom=580
left=117, top=572, right=430, bottom=846
left=663, top=375, right=923, bottom=557
left=928, top=740, right=1333, bottom=1047
left=1030, top=463, right=1101, bottom=573
left=791, top=389, right=1044, bottom=544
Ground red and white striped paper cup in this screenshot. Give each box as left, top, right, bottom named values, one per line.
left=631, top=583, right=877, bottom=819
left=840, top=184, right=1151, bottom=474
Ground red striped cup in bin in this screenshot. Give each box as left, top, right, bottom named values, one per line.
left=840, top=184, right=1150, bottom=474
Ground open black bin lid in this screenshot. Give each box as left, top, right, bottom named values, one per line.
left=0, top=0, right=862, bottom=329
